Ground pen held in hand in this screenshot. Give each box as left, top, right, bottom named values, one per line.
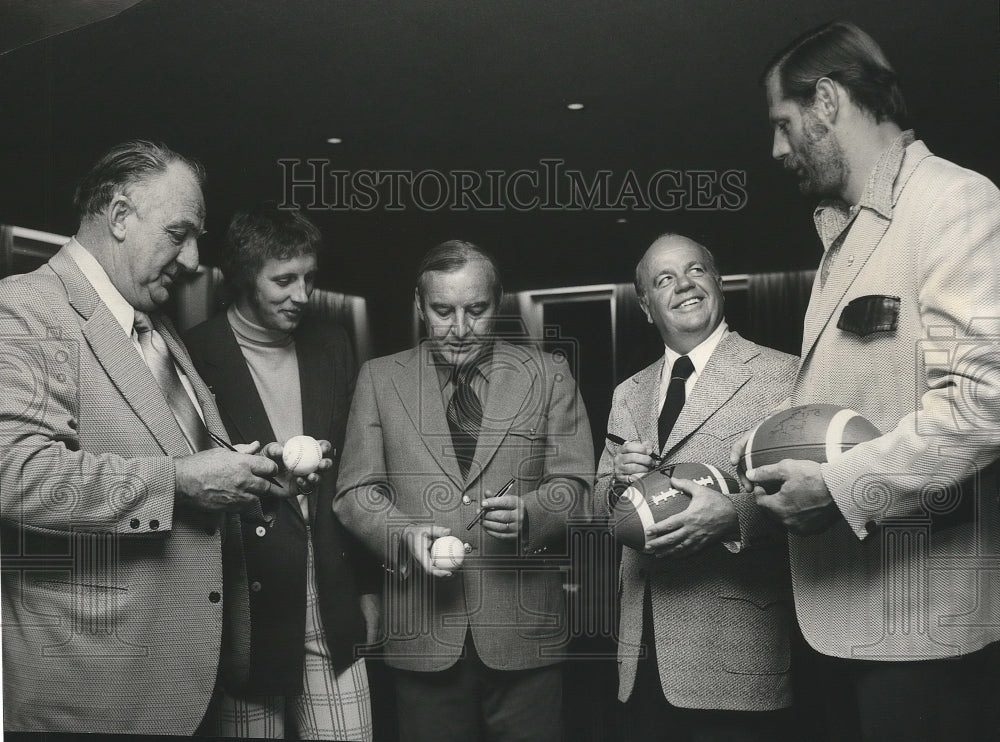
left=207, top=431, right=285, bottom=490
left=466, top=477, right=516, bottom=530
left=604, top=433, right=665, bottom=466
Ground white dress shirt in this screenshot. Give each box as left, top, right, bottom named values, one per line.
left=65, top=237, right=205, bottom=421
left=657, top=320, right=728, bottom=413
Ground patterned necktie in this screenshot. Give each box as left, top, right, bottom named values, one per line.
left=658, top=355, right=694, bottom=452
left=446, top=365, right=484, bottom=479
left=133, top=311, right=210, bottom=454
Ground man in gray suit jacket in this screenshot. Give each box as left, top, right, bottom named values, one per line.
left=0, top=140, right=324, bottom=733
left=595, top=234, right=797, bottom=741
left=334, top=240, right=593, bottom=742
left=738, top=21, right=1000, bottom=740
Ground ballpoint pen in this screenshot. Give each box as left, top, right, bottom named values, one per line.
left=466, top=477, right=516, bottom=530
left=207, top=430, right=285, bottom=490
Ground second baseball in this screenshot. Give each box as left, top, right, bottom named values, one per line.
left=282, top=435, right=322, bottom=475
left=430, top=535, right=466, bottom=570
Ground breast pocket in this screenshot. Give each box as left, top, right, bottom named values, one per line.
left=506, top=429, right=547, bottom=481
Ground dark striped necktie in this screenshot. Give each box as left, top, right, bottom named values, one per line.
left=134, top=311, right=210, bottom=454
left=658, top=354, right=694, bottom=452
left=446, top=365, right=483, bottom=479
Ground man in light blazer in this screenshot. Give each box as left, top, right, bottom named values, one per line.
left=738, top=21, right=1000, bottom=740
left=0, top=141, right=317, bottom=733
left=334, top=239, right=593, bottom=742
left=595, top=234, right=797, bottom=741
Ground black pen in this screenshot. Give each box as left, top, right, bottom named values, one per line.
left=466, top=477, right=516, bottom=530
left=605, top=433, right=665, bottom=465
left=207, top=430, right=285, bottom=490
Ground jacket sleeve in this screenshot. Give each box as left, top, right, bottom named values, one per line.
left=0, top=276, right=176, bottom=537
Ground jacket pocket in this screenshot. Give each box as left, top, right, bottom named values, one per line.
left=837, top=295, right=900, bottom=337
left=717, top=593, right=791, bottom=675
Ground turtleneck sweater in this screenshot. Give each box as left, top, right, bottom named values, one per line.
left=227, top=304, right=304, bottom=447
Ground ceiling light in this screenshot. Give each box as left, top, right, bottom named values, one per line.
left=566, top=103, right=584, bottom=111
left=326, top=137, right=343, bottom=144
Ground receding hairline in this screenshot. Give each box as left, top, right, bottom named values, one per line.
left=635, top=234, right=719, bottom=294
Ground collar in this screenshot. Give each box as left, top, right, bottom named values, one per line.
left=813, top=129, right=916, bottom=250
left=433, top=342, right=495, bottom=389
left=227, top=303, right=295, bottom=348
left=663, top=320, right=728, bottom=377
left=64, top=237, right=136, bottom=338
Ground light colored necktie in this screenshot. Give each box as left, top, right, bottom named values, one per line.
left=133, top=311, right=210, bottom=453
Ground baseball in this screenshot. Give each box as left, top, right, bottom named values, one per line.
left=430, top=535, right=466, bottom=571
left=282, top=435, right=323, bottom=476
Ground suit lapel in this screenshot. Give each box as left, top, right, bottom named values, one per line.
left=155, top=312, right=229, bottom=444
left=297, top=320, right=335, bottom=442
left=392, top=343, right=464, bottom=488
left=800, top=141, right=934, bottom=365
left=49, top=248, right=188, bottom=455
left=662, top=332, right=753, bottom=456
left=623, top=358, right=662, bottom=451
left=799, top=211, right=890, bottom=363
left=467, top=341, right=534, bottom=488
left=185, top=313, right=272, bottom=446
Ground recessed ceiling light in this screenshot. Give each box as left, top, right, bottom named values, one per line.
left=566, top=103, right=584, bottom=111
left=616, top=217, right=627, bottom=223
left=326, top=137, right=343, bottom=144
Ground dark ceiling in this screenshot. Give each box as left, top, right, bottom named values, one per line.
left=1, top=0, right=997, bottom=351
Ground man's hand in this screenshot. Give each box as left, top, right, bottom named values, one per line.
left=401, top=524, right=455, bottom=577
left=480, top=490, right=526, bottom=540
left=174, top=441, right=283, bottom=512
left=259, top=439, right=335, bottom=493
left=613, top=440, right=658, bottom=484
left=643, top=477, right=740, bottom=558
left=747, top=459, right=842, bottom=535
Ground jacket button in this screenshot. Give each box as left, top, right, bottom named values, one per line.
left=255, top=526, right=266, bottom=537
left=463, top=542, right=473, bottom=554
left=149, top=520, right=159, bottom=530
left=129, top=518, right=140, bottom=529
left=209, top=591, right=221, bottom=603
left=250, top=581, right=262, bottom=593
left=462, top=495, right=472, bottom=505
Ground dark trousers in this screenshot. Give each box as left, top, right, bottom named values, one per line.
left=623, top=587, right=789, bottom=742
left=394, top=632, right=563, bottom=742
left=808, top=642, right=1000, bottom=742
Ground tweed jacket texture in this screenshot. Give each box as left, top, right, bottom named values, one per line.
left=594, top=331, right=797, bottom=710
left=333, top=339, right=593, bottom=672
left=789, top=140, right=1000, bottom=659
left=0, top=245, right=250, bottom=733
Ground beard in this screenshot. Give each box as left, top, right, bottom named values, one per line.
left=785, top=108, right=850, bottom=199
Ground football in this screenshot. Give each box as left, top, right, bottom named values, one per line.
left=612, top=462, right=738, bottom=551
left=740, top=404, right=881, bottom=475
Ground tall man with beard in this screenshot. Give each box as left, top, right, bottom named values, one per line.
left=734, top=21, right=1000, bottom=740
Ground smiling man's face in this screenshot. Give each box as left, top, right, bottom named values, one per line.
left=637, top=235, right=724, bottom=354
